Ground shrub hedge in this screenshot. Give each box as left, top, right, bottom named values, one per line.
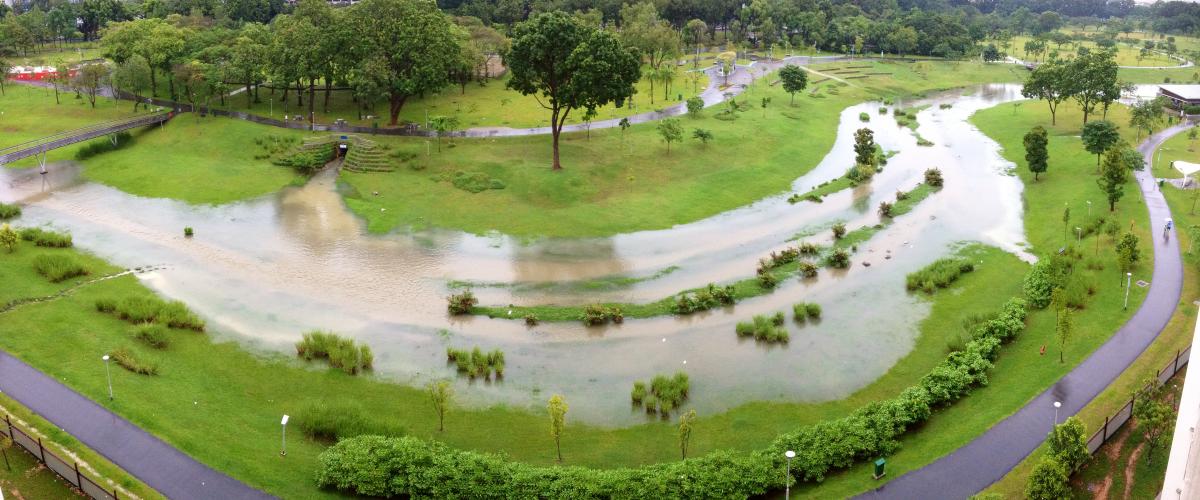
left=18, top=228, right=72, bottom=248
left=905, top=258, right=976, bottom=294
left=316, top=297, right=1029, bottom=498
left=31, top=253, right=89, bottom=282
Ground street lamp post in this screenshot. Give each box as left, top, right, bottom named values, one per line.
left=1053, top=401, right=1061, bottom=426
left=1125, top=272, right=1133, bottom=310
left=280, top=415, right=290, bottom=457
left=102, top=355, right=113, bottom=400
left=784, top=450, right=795, bottom=500
left=1087, top=200, right=1092, bottom=217
left=1076, top=226, right=1082, bottom=243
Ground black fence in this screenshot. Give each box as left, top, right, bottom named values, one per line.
left=1085, top=345, right=1191, bottom=454
left=1, top=414, right=122, bottom=499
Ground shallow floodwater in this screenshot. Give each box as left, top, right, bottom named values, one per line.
left=1, top=84, right=1031, bottom=425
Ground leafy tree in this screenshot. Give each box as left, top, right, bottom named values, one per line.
left=348, top=0, right=461, bottom=126
left=885, top=27, right=918, bottom=57
left=1024, top=456, right=1070, bottom=500
left=1047, top=417, right=1089, bottom=472
left=0, top=224, right=17, bottom=253
left=1117, top=232, right=1140, bottom=272
left=1062, top=206, right=1070, bottom=245
left=678, top=409, right=696, bottom=460
left=506, top=12, right=640, bottom=170
left=686, top=97, right=704, bottom=117
left=1022, top=61, right=1070, bottom=125
left=426, top=379, right=452, bottom=432
left=1129, top=97, right=1166, bottom=141
left=1133, top=378, right=1174, bottom=465
left=429, top=116, right=460, bottom=152
left=1081, top=120, right=1120, bottom=169
left=683, top=19, right=707, bottom=68
left=1055, top=306, right=1072, bottom=363
left=779, top=64, right=807, bottom=105
left=760, top=96, right=770, bottom=118
left=548, top=394, right=568, bottom=463
left=716, top=51, right=735, bottom=86
left=619, top=2, right=678, bottom=105
left=1023, top=125, right=1049, bottom=180
left=982, top=44, right=1001, bottom=62
left=692, top=128, right=713, bottom=146
left=854, top=127, right=875, bottom=166
left=1097, top=146, right=1129, bottom=211
left=1068, top=50, right=1119, bottom=124
left=73, top=63, right=110, bottom=108
left=111, top=56, right=151, bottom=110
left=657, top=118, right=683, bottom=155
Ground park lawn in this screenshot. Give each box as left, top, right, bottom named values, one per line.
left=341, top=59, right=1023, bottom=237
left=1010, top=34, right=1181, bottom=67
left=207, top=65, right=709, bottom=130
left=0, top=436, right=82, bottom=499
left=0, top=392, right=163, bottom=499
left=983, top=180, right=1200, bottom=498
left=1152, top=125, right=1200, bottom=179
left=15, top=40, right=107, bottom=65
left=0, top=85, right=137, bottom=166
left=79, top=116, right=309, bottom=205
left=0, top=240, right=120, bottom=306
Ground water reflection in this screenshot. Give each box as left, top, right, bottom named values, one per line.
left=0, top=84, right=1035, bottom=424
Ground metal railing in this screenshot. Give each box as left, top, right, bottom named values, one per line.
left=0, top=112, right=172, bottom=165
left=1, top=414, right=122, bottom=499
left=1086, top=345, right=1191, bottom=454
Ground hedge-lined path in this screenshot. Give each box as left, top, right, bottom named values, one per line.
left=857, top=123, right=1188, bottom=499
left=0, top=350, right=274, bottom=499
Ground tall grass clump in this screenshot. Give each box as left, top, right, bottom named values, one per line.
left=445, top=346, right=505, bottom=379
left=630, top=371, right=690, bottom=416
left=294, top=400, right=405, bottom=441
left=18, top=228, right=72, bottom=248
left=133, top=323, right=169, bottom=349
left=671, top=283, right=736, bottom=314
left=582, top=304, right=623, bottom=325
left=735, top=313, right=789, bottom=343
left=110, top=347, right=158, bottom=375
left=0, top=202, right=20, bottom=220
left=97, top=295, right=206, bottom=331
left=792, top=302, right=822, bottom=322
left=31, top=253, right=89, bottom=282
left=296, top=331, right=374, bottom=375
left=905, top=257, right=976, bottom=294
left=446, top=290, right=477, bottom=315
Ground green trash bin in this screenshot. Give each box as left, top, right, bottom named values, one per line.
left=873, top=458, right=886, bottom=479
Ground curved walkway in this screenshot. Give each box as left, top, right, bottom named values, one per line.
left=0, top=350, right=274, bottom=499
left=857, top=123, right=1188, bottom=499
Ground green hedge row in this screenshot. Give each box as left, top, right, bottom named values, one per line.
left=315, top=297, right=1029, bottom=498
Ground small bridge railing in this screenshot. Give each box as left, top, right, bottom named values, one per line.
left=0, top=111, right=172, bottom=165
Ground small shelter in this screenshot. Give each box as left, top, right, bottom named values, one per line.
left=1159, top=85, right=1200, bottom=108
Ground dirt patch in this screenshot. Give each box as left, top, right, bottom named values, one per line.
left=1123, top=442, right=1146, bottom=499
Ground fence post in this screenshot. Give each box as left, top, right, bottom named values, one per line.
left=1103, top=415, right=1109, bottom=440
left=37, top=437, right=45, bottom=462
left=1176, top=349, right=1182, bottom=374
left=75, top=461, right=82, bottom=488
left=5, top=414, right=11, bottom=439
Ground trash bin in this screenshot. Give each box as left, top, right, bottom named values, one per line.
left=873, top=458, right=886, bottom=479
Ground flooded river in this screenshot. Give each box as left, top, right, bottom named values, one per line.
left=1, top=84, right=1032, bottom=424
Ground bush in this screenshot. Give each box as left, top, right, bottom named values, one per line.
left=74, top=132, right=132, bottom=160
left=905, top=258, right=975, bottom=293
left=445, top=346, right=505, bottom=379
left=826, top=248, right=851, bottom=268
left=832, top=223, right=847, bottom=239
left=524, top=314, right=539, bottom=326
left=98, top=295, right=206, bottom=331
left=109, top=347, right=158, bottom=375
left=32, top=254, right=89, bottom=282
left=924, top=168, right=944, bottom=187
left=0, top=202, right=20, bottom=220
left=758, top=272, right=778, bottom=288
left=631, top=381, right=647, bottom=403
left=631, top=372, right=691, bottom=415
left=582, top=304, right=623, bottom=325
left=296, top=331, right=374, bottom=375
left=447, top=291, right=477, bottom=315
left=858, top=112, right=870, bottom=122
left=805, top=303, right=822, bottom=318
left=798, top=261, right=818, bottom=278
left=19, top=228, right=72, bottom=248
left=272, top=144, right=333, bottom=174
left=134, top=323, right=169, bottom=349
left=295, top=400, right=405, bottom=441
left=686, top=97, right=704, bottom=117
left=738, top=314, right=789, bottom=343
left=672, top=283, right=736, bottom=314
left=878, top=201, right=894, bottom=218
left=184, top=227, right=194, bottom=237
left=879, top=106, right=888, bottom=114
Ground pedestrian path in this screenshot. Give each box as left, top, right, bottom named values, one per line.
left=856, top=123, right=1188, bottom=499
left=0, top=351, right=274, bottom=499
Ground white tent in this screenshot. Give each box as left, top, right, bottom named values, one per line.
left=1175, top=160, right=1200, bottom=177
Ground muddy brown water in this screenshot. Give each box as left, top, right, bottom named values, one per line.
left=1, top=84, right=1038, bottom=424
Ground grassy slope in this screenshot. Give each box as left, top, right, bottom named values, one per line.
left=1152, top=125, right=1200, bottom=179
left=80, top=116, right=308, bottom=204
left=983, top=178, right=1200, bottom=498
left=0, top=441, right=81, bottom=499
left=0, top=85, right=136, bottom=166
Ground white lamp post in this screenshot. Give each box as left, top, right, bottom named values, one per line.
left=102, top=355, right=112, bottom=400
left=1076, top=227, right=1082, bottom=243
left=1053, top=401, right=1062, bottom=426
left=784, top=450, right=795, bottom=499
left=280, top=414, right=290, bottom=457
left=1087, top=200, right=1092, bottom=217
left=1125, top=272, right=1133, bottom=310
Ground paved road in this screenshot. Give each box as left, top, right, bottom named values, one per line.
left=0, top=351, right=274, bottom=499
left=857, top=124, right=1189, bottom=499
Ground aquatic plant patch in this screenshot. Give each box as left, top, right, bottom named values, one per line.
left=296, top=331, right=374, bottom=375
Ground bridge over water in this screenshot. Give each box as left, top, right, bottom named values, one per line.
left=0, top=111, right=175, bottom=166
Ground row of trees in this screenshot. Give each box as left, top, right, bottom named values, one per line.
left=1021, top=48, right=1121, bottom=126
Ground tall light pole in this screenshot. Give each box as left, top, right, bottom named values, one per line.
left=1087, top=200, right=1092, bottom=217
left=1076, top=227, right=1082, bottom=243
left=102, top=355, right=113, bottom=400
left=280, top=414, right=290, bottom=457
left=784, top=450, right=795, bottom=499
left=1125, top=272, right=1133, bottom=310
left=1053, top=401, right=1061, bottom=426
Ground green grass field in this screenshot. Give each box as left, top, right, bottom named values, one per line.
left=1010, top=34, right=1183, bottom=67
left=1152, top=125, right=1200, bottom=179
left=0, top=85, right=138, bottom=166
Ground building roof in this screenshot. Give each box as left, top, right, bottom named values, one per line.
left=1160, top=85, right=1200, bottom=101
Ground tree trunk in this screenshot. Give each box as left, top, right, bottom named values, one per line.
left=323, top=77, right=332, bottom=113
left=296, top=81, right=303, bottom=107
left=167, top=70, right=176, bottom=101
left=246, top=83, right=253, bottom=107
left=388, top=92, right=408, bottom=126
left=551, top=126, right=562, bottom=170
left=149, top=69, right=158, bottom=97
left=308, top=80, right=316, bottom=127
left=649, top=77, right=655, bottom=104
